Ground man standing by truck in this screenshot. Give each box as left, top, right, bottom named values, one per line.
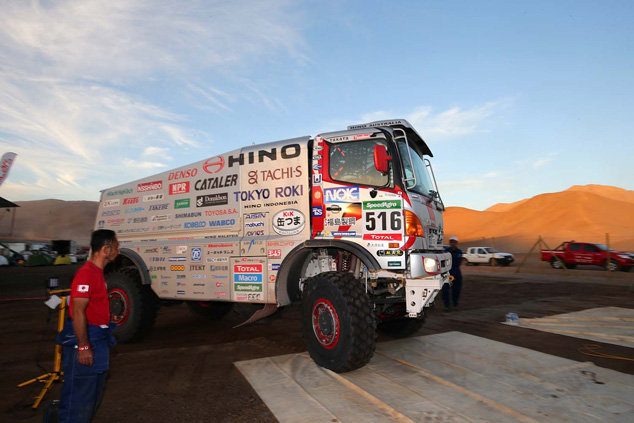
left=442, top=237, right=463, bottom=311
left=57, top=230, right=119, bottom=423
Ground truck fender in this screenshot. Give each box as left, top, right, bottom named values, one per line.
left=275, top=240, right=381, bottom=306
left=117, top=248, right=152, bottom=286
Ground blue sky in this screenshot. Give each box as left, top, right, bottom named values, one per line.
left=1, top=0, right=632, bottom=210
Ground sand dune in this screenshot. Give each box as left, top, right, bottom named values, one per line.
left=1, top=185, right=632, bottom=252
left=446, top=185, right=634, bottom=252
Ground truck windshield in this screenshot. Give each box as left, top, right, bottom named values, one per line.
left=594, top=244, right=614, bottom=251
left=397, top=140, right=435, bottom=197
left=329, top=139, right=391, bottom=187
left=484, top=248, right=500, bottom=253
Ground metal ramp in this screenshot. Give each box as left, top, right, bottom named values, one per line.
left=236, top=332, right=634, bottom=423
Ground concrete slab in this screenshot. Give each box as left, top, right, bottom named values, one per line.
left=236, top=332, right=634, bottom=423
left=506, top=307, right=634, bottom=348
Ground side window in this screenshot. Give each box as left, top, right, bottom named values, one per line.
left=329, top=139, right=391, bottom=187
left=478, top=248, right=486, bottom=254
left=468, top=248, right=475, bottom=254
left=569, top=244, right=582, bottom=251
left=584, top=244, right=600, bottom=252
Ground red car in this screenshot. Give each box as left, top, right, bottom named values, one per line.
left=541, top=241, right=634, bottom=272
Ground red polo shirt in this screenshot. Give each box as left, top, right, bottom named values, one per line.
left=69, top=261, right=110, bottom=326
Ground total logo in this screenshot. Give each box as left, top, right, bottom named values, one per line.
left=203, top=156, right=225, bottom=174
left=324, top=186, right=359, bottom=202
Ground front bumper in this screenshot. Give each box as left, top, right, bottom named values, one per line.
left=405, top=251, right=452, bottom=316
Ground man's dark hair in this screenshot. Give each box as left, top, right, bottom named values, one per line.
left=90, top=229, right=117, bottom=254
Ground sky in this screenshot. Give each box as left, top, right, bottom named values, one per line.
left=0, top=0, right=633, bottom=211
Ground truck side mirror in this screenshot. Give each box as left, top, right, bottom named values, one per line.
left=373, top=145, right=391, bottom=173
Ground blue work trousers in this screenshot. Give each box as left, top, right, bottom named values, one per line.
left=58, top=346, right=107, bottom=423
left=442, top=272, right=463, bottom=308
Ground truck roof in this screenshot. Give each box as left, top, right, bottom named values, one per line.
left=346, top=119, right=433, bottom=157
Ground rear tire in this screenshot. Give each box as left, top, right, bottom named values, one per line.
left=107, top=267, right=158, bottom=343
left=550, top=258, right=564, bottom=269
left=489, top=258, right=496, bottom=266
left=605, top=259, right=620, bottom=272
left=187, top=301, right=233, bottom=320
left=302, top=271, right=376, bottom=373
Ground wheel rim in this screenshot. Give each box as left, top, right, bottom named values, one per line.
left=553, top=260, right=562, bottom=269
left=312, top=298, right=340, bottom=349
left=109, top=288, right=130, bottom=325
left=608, top=262, right=618, bottom=271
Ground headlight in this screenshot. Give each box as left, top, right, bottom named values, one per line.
left=424, top=257, right=440, bottom=273
left=619, top=254, right=631, bottom=259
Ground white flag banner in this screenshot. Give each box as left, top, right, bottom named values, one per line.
left=0, top=152, right=17, bottom=188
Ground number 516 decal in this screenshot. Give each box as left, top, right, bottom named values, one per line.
left=362, top=200, right=403, bottom=233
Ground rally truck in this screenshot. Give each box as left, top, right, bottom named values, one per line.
left=97, top=119, right=452, bottom=372
left=541, top=241, right=634, bottom=272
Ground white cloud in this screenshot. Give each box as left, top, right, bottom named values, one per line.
left=532, top=153, right=556, bottom=169
left=406, top=101, right=505, bottom=139
left=142, top=147, right=171, bottom=161
left=122, top=158, right=167, bottom=170
left=0, top=0, right=305, bottom=200
left=355, top=100, right=509, bottom=141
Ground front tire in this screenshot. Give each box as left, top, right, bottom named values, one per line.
left=302, top=272, right=376, bottom=373
left=461, top=258, right=469, bottom=266
left=107, top=267, right=158, bottom=343
left=187, top=301, right=233, bottom=320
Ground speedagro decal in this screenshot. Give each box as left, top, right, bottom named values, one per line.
left=272, top=209, right=306, bottom=236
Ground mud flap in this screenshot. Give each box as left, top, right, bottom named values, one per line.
left=233, top=303, right=279, bottom=328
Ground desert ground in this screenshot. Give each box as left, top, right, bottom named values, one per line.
left=1, top=261, right=632, bottom=422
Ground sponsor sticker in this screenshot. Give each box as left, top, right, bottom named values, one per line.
left=191, top=247, right=202, bottom=262
left=174, top=198, right=190, bottom=209
left=169, top=257, right=186, bottom=262
left=324, top=186, right=359, bottom=202
left=170, top=265, right=185, bottom=271
left=169, top=181, right=190, bottom=195
left=272, top=209, right=305, bottom=236
left=312, top=207, right=323, bottom=217
left=78, top=285, right=89, bottom=293
left=143, top=193, right=165, bottom=202
left=138, top=180, right=163, bottom=192
left=387, top=261, right=401, bottom=267
left=196, top=193, right=228, bottom=208
left=234, top=283, right=263, bottom=292
left=103, top=199, right=120, bottom=208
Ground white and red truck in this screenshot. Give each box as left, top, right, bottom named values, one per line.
left=97, top=119, right=452, bottom=372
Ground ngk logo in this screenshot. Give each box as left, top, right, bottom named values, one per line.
left=169, top=181, right=189, bottom=195
left=324, top=186, right=359, bottom=202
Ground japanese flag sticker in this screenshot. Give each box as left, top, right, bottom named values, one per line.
left=78, top=285, right=89, bottom=293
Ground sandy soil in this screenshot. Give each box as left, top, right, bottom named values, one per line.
left=1, top=263, right=633, bottom=422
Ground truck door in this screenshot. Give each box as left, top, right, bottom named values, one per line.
left=582, top=243, right=602, bottom=265
left=477, top=248, right=488, bottom=263
left=568, top=243, right=586, bottom=264
left=315, top=132, right=406, bottom=269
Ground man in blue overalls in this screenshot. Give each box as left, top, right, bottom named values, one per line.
left=56, top=230, right=119, bottom=422
left=442, top=236, right=463, bottom=311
